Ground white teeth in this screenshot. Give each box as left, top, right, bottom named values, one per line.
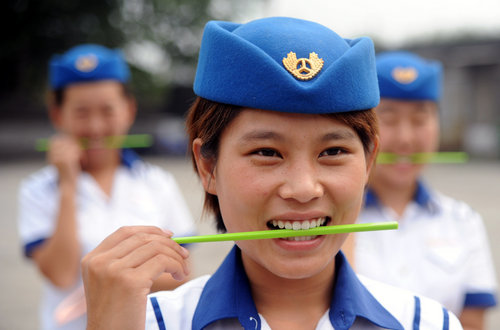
left=269, top=217, right=327, bottom=230
left=284, top=235, right=317, bottom=241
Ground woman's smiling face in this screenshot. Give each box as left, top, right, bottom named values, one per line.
left=195, top=108, right=375, bottom=280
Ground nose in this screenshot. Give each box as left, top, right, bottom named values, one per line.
left=394, top=121, right=415, bottom=151
left=86, top=114, right=107, bottom=137
left=278, top=160, right=324, bottom=203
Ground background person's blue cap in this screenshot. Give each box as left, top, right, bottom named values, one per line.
left=376, top=51, right=442, bottom=102
left=193, top=17, right=379, bottom=113
left=49, top=44, right=130, bottom=89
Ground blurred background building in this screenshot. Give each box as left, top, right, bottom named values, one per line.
left=1, top=0, right=499, bottom=161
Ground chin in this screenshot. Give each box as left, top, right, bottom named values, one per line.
left=268, top=255, right=335, bottom=280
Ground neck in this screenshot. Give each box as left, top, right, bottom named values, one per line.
left=369, top=178, right=417, bottom=218
left=243, top=254, right=334, bottom=330
left=83, top=151, right=121, bottom=196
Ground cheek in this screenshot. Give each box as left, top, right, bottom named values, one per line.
left=60, top=115, right=88, bottom=136
left=104, top=110, right=131, bottom=133
left=219, top=164, right=270, bottom=199
left=215, top=163, right=273, bottom=230
left=377, top=126, right=398, bottom=148
left=325, top=165, right=367, bottom=215
left=421, top=123, right=439, bottom=148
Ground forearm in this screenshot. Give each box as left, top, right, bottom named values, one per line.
left=459, top=307, right=485, bottom=330
left=34, top=181, right=81, bottom=288
left=86, top=291, right=147, bottom=330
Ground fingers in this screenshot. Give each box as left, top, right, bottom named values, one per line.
left=95, top=230, right=190, bottom=281
left=82, top=226, right=190, bottom=286
left=48, top=135, right=82, bottom=181
left=88, top=226, right=174, bottom=256
left=109, top=234, right=189, bottom=269
left=133, top=252, right=189, bottom=282
left=48, top=135, right=81, bottom=163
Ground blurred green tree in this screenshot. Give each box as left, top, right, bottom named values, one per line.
left=1, top=0, right=263, bottom=115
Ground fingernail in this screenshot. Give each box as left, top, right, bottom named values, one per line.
left=180, top=246, right=189, bottom=258
left=162, top=229, right=174, bottom=237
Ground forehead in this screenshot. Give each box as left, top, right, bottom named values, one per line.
left=64, top=80, right=124, bottom=95
left=61, top=80, right=126, bottom=105
left=223, top=108, right=358, bottom=140
left=377, top=99, right=437, bottom=114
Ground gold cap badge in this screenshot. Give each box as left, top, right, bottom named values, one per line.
left=283, top=52, right=324, bottom=81
left=391, top=67, right=418, bottom=84
left=75, top=54, right=98, bottom=72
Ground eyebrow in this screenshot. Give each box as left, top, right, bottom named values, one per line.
left=238, top=129, right=357, bottom=143
left=239, top=131, right=284, bottom=143
left=321, top=130, right=357, bottom=142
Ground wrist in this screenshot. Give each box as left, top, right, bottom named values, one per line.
left=58, top=179, right=77, bottom=195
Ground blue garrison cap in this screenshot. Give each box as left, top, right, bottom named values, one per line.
left=193, top=17, right=379, bottom=113
left=49, top=44, right=130, bottom=89
left=376, top=51, right=442, bottom=102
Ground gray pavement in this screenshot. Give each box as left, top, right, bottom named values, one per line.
left=1, top=157, right=499, bottom=329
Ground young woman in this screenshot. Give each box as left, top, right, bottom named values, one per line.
left=18, top=44, right=196, bottom=330
left=81, top=18, right=462, bottom=329
left=350, top=51, right=497, bottom=330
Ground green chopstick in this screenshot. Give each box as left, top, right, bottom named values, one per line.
left=35, top=134, right=153, bottom=151
left=172, top=221, right=398, bottom=244
left=377, top=152, right=468, bottom=164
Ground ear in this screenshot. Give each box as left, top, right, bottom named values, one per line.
left=124, top=96, right=137, bottom=129
left=192, top=138, right=217, bottom=195
left=365, top=135, right=379, bottom=183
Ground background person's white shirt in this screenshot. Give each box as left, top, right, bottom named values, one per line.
left=18, top=156, right=196, bottom=330
left=355, top=184, right=497, bottom=316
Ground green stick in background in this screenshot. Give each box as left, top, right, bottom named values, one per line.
left=172, top=221, right=398, bottom=244
left=377, top=152, right=468, bottom=164
left=35, top=134, right=153, bottom=151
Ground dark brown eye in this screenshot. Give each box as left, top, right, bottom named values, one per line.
left=255, top=149, right=280, bottom=157
left=319, top=148, right=344, bottom=157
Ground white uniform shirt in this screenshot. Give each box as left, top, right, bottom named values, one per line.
left=145, top=246, right=462, bottom=329
left=18, top=151, right=196, bottom=330
left=354, top=181, right=497, bottom=316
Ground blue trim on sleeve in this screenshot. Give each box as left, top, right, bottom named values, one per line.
left=413, top=296, right=421, bottom=330
left=24, top=238, right=46, bottom=258
left=464, top=292, right=497, bottom=307
left=442, top=307, right=449, bottom=330
left=150, top=296, right=166, bottom=330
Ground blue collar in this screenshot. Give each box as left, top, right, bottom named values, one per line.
left=364, top=179, right=432, bottom=208
left=120, top=149, right=140, bottom=169
left=330, top=252, right=402, bottom=329
left=192, top=246, right=402, bottom=330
